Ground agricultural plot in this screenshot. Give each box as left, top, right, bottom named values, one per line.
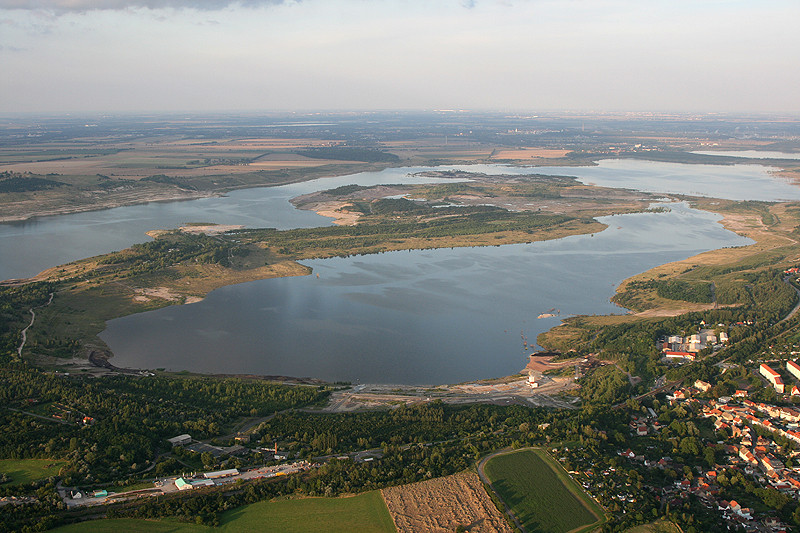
left=54, top=491, right=395, bottom=533
left=382, top=471, right=512, bottom=533
left=483, top=449, right=604, bottom=533
left=0, top=459, right=65, bottom=486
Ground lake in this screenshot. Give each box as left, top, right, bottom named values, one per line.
left=447, top=159, right=798, bottom=201
left=692, top=150, right=800, bottom=160
left=100, top=202, right=752, bottom=385
left=1, top=159, right=797, bottom=281
left=3, top=158, right=793, bottom=383
left=0, top=167, right=458, bottom=281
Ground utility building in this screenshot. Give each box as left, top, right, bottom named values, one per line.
left=167, top=434, right=192, bottom=447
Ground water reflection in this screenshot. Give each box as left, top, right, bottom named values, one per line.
left=102, top=203, right=753, bottom=384
left=2, top=159, right=796, bottom=280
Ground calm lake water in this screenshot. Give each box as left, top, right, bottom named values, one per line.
left=4, top=158, right=795, bottom=383
left=101, top=203, right=752, bottom=385
left=1, top=159, right=797, bottom=281
left=0, top=168, right=457, bottom=281
left=692, top=150, right=800, bottom=160
left=449, top=159, right=798, bottom=201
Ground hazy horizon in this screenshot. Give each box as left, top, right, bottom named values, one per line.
left=2, top=0, right=799, bottom=115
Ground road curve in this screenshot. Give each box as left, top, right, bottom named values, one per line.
left=780, top=275, right=800, bottom=324
left=476, top=448, right=527, bottom=533
left=17, top=292, right=53, bottom=358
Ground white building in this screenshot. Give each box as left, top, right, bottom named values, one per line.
left=760, top=364, right=785, bottom=394
left=694, top=380, right=712, bottom=393
left=787, top=360, right=800, bottom=381
left=699, top=330, right=717, bottom=344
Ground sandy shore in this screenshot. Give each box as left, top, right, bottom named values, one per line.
left=178, top=224, right=245, bottom=235
left=311, top=201, right=361, bottom=225
left=133, top=287, right=203, bottom=304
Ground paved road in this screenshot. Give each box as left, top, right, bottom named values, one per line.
left=17, top=292, right=53, bottom=357
left=780, top=275, right=800, bottom=324
left=6, top=407, right=76, bottom=426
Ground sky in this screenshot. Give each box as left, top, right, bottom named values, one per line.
left=1, top=0, right=798, bottom=114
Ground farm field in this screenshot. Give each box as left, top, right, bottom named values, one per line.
left=483, top=448, right=604, bottom=533
left=0, top=131, right=389, bottom=223
left=0, top=459, right=66, bottom=486
left=53, top=491, right=396, bottom=533
left=490, top=148, right=572, bottom=160
left=382, top=470, right=512, bottom=533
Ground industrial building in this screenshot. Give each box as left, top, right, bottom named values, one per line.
left=204, top=468, right=239, bottom=479
left=167, top=434, right=192, bottom=447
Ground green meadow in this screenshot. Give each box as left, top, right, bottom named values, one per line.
left=53, top=490, right=396, bottom=533
left=484, top=448, right=604, bottom=533
left=0, top=459, right=66, bottom=486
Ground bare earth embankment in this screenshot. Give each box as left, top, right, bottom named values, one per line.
left=381, top=470, right=512, bottom=533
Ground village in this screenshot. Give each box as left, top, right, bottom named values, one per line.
left=601, top=358, right=800, bottom=533
left=533, top=311, right=800, bottom=533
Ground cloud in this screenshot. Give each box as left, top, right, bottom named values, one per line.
left=0, top=0, right=290, bottom=13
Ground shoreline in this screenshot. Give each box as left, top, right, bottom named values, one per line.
left=607, top=203, right=791, bottom=318
left=0, top=163, right=395, bottom=224
left=3, top=151, right=796, bottom=225
left=0, top=189, right=221, bottom=224
left=11, top=160, right=797, bottom=385
left=309, top=201, right=361, bottom=225
left=42, top=200, right=748, bottom=379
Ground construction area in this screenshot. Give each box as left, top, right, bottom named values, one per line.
left=321, top=354, right=587, bottom=413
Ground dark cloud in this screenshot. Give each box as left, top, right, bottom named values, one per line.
left=0, top=0, right=290, bottom=13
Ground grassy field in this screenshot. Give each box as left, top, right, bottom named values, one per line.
left=484, top=448, right=604, bottom=533
left=0, top=459, right=66, bottom=486
left=53, top=491, right=396, bottom=533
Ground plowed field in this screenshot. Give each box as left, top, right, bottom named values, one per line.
left=382, top=471, right=512, bottom=533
